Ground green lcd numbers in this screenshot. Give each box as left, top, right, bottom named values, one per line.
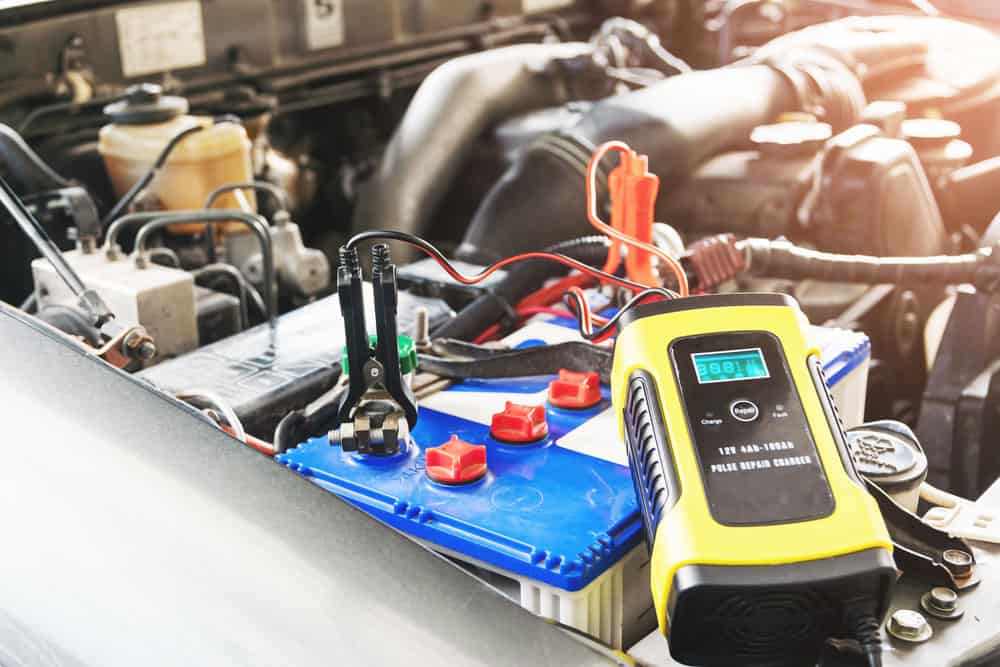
left=692, top=348, right=770, bottom=384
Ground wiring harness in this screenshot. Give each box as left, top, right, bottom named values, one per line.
left=688, top=234, right=1000, bottom=293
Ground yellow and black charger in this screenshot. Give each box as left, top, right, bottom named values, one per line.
left=611, top=293, right=894, bottom=667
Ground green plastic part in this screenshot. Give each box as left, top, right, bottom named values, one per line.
left=342, top=334, right=418, bottom=376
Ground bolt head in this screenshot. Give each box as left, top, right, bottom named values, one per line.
left=887, top=609, right=933, bottom=643
left=931, top=587, right=957, bottom=608
left=137, top=341, right=157, bottom=360
left=943, top=549, right=974, bottom=578
left=921, top=587, right=964, bottom=620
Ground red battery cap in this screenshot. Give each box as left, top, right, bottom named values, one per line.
left=548, top=370, right=602, bottom=409
left=425, top=436, right=487, bottom=485
left=490, top=401, right=548, bottom=443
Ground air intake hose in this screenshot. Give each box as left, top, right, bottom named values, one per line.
left=352, top=42, right=604, bottom=243
left=456, top=64, right=801, bottom=262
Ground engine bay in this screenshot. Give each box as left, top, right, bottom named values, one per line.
left=3, top=1, right=1000, bottom=665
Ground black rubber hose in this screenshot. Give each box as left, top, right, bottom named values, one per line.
left=456, top=65, right=799, bottom=263
left=351, top=42, right=601, bottom=244
left=741, top=238, right=1000, bottom=290
left=0, top=123, right=70, bottom=192
left=431, top=236, right=611, bottom=341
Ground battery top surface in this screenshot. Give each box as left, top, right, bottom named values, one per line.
left=279, top=368, right=643, bottom=591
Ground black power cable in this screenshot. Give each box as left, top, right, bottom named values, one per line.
left=346, top=229, right=677, bottom=296
left=845, top=600, right=884, bottom=667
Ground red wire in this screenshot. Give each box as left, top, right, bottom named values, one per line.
left=472, top=323, right=502, bottom=345
left=518, top=306, right=572, bottom=319
left=221, top=424, right=275, bottom=455
left=517, top=305, right=608, bottom=325
left=395, top=240, right=649, bottom=294
left=470, top=304, right=608, bottom=345
left=518, top=273, right=593, bottom=309
left=566, top=286, right=595, bottom=336
left=586, top=141, right=690, bottom=296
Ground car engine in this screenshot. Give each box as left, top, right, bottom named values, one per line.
left=2, top=1, right=1000, bottom=666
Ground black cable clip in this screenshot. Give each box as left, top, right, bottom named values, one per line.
left=334, top=243, right=418, bottom=455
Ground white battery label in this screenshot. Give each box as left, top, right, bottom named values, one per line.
left=522, top=0, right=574, bottom=13
left=303, top=0, right=346, bottom=51
left=116, top=1, right=207, bottom=78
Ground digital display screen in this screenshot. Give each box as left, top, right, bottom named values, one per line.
left=692, top=348, right=770, bottom=384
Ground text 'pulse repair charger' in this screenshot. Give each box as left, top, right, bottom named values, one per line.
left=611, top=293, right=895, bottom=667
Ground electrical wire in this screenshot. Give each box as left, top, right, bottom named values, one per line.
left=566, top=286, right=597, bottom=336
left=518, top=274, right=594, bottom=310
left=176, top=390, right=248, bottom=444
left=585, top=141, right=690, bottom=296
left=472, top=323, right=502, bottom=345
left=346, top=229, right=678, bottom=297
left=518, top=305, right=607, bottom=324
left=475, top=287, right=669, bottom=345
left=563, top=286, right=674, bottom=343
left=346, top=230, right=675, bottom=345
left=220, top=425, right=275, bottom=455
left=472, top=304, right=609, bottom=344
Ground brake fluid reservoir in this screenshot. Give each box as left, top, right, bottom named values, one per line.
left=98, top=84, right=254, bottom=233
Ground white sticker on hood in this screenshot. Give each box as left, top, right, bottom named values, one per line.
left=116, top=1, right=207, bottom=78
left=303, top=0, right=346, bottom=51
left=523, top=0, right=574, bottom=13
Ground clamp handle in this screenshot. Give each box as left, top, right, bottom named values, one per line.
left=336, top=245, right=370, bottom=427
left=372, top=244, right=418, bottom=428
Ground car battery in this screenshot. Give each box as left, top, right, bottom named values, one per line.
left=812, top=324, right=871, bottom=428
left=278, top=318, right=871, bottom=649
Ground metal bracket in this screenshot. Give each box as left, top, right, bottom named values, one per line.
left=865, top=479, right=980, bottom=590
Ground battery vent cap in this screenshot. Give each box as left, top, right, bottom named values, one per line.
left=491, top=402, right=548, bottom=443
left=425, top=436, right=487, bottom=485
left=548, top=369, right=602, bottom=409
